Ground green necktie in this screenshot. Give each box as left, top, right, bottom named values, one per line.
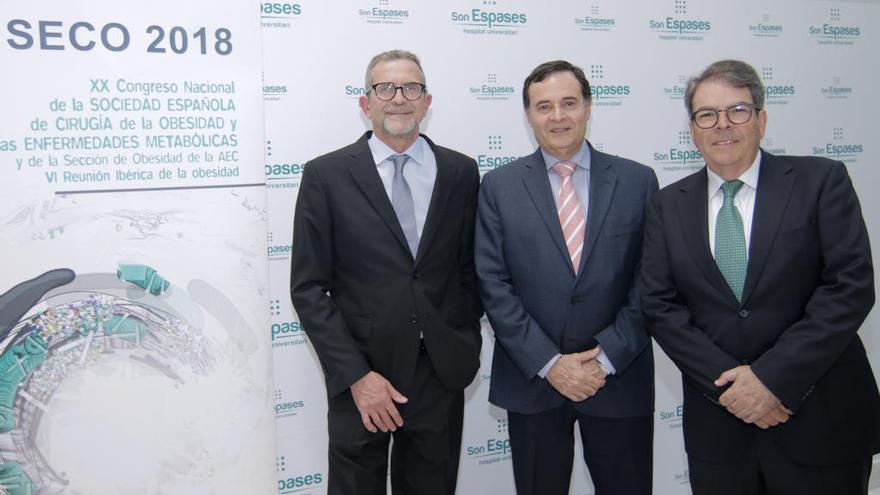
left=715, top=180, right=747, bottom=301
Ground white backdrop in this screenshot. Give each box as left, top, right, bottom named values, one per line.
left=264, top=1, right=880, bottom=494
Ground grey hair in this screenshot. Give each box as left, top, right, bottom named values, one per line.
left=364, top=49, right=426, bottom=92
left=684, top=60, right=764, bottom=115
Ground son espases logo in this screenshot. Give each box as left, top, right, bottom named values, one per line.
left=649, top=1, right=710, bottom=41
left=266, top=162, right=305, bottom=178
left=358, top=5, right=410, bottom=24
left=263, top=83, right=288, bottom=102
left=760, top=68, right=796, bottom=106
left=450, top=4, right=527, bottom=36
left=590, top=84, right=631, bottom=105
left=652, top=130, right=703, bottom=173
left=649, top=17, right=710, bottom=36
left=749, top=13, right=783, bottom=38
left=477, top=135, right=518, bottom=173
left=272, top=320, right=304, bottom=341
left=588, top=64, right=631, bottom=106
left=466, top=437, right=512, bottom=466
left=275, top=390, right=305, bottom=417
left=658, top=403, right=684, bottom=426
left=812, top=128, right=863, bottom=164
left=764, top=85, right=796, bottom=105
left=760, top=137, right=786, bottom=157
left=278, top=472, right=323, bottom=493
left=574, top=5, right=616, bottom=32
left=261, top=2, right=302, bottom=16
left=663, top=75, right=688, bottom=101
left=344, top=84, right=368, bottom=98
left=469, top=74, right=515, bottom=101
left=821, top=77, right=852, bottom=100
left=809, top=8, right=860, bottom=45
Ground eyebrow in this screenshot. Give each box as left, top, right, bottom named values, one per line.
left=534, top=96, right=579, bottom=106
left=694, top=101, right=753, bottom=111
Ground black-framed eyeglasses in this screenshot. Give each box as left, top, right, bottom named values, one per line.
left=369, top=82, right=427, bottom=101
left=691, top=103, right=761, bottom=129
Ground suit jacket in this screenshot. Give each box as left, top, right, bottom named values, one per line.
left=640, top=152, right=880, bottom=465
left=290, top=131, right=483, bottom=399
left=475, top=143, right=658, bottom=416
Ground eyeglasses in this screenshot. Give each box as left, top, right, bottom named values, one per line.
left=691, top=103, right=760, bottom=129
left=369, top=82, right=427, bottom=101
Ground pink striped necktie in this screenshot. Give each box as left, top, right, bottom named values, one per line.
left=552, top=161, right=586, bottom=274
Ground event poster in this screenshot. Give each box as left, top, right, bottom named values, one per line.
left=0, top=2, right=276, bottom=494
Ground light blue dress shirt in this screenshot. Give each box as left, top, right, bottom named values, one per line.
left=368, top=135, right=437, bottom=238
left=537, top=141, right=617, bottom=377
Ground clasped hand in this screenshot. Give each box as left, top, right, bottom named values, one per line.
left=715, top=365, right=792, bottom=429
left=546, top=347, right=608, bottom=402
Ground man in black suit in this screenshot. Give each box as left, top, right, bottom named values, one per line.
left=640, top=59, right=880, bottom=494
left=290, top=49, right=482, bottom=495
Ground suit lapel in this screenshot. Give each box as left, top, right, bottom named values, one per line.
left=521, top=150, right=572, bottom=269
left=346, top=132, right=413, bottom=258
left=675, top=169, right=736, bottom=302
left=580, top=148, right=617, bottom=275
left=741, top=152, right=794, bottom=304
left=416, top=136, right=456, bottom=266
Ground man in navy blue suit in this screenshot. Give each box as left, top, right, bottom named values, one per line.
left=475, top=60, right=657, bottom=495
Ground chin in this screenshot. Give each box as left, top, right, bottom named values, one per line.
left=384, top=123, right=416, bottom=136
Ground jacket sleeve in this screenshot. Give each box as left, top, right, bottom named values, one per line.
left=475, top=171, right=561, bottom=379
left=750, top=161, right=875, bottom=412
left=595, top=168, right=659, bottom=375
left=289, top=161, right=370, bottom=397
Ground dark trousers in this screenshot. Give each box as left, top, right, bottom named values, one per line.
left=327, top=353, right=464, bottom=495
left=689, top=432, right=872, bottom=495
left=508, top=403, right=653, bottom=495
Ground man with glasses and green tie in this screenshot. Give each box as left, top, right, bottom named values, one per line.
left=641, top=59, right=880, bottom=494
left=290, top=49, right=482, bottom=495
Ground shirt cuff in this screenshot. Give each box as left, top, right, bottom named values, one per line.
left=597, top=351, right=616, bottom=375
left=538, top=353, right=562, bottom=379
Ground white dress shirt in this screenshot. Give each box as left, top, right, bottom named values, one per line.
left=707, top=151, right=762, bottom=259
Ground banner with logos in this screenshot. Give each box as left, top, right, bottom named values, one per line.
left=265, top=1, right=879, bottom=494
left=0, top=1, right=276, bottom=494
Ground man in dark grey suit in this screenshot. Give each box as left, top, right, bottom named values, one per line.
left=290, top=50, right=482, bottom=495
left=475, top=60, right=657, bottom=495
left=640, top=59, right=880, bottom=494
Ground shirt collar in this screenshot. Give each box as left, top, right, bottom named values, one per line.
left=542, top=140, right=591, bottom=172
left=707, top=150, right=762, bottom=197
left=368, top=133, right=428, bottom=166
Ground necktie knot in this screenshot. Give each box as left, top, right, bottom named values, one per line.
left=721, top=180, right=744, bottom=201
left=552, top=161, right=576, bottom=178
left=391, top=154, right=409, bottom=174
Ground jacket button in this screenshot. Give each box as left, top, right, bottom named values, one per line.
left=413, top=272, right=420, bottom=279
left=571, top=296, right=582, bottom=304
left=739, top=309, right=750, bottom=318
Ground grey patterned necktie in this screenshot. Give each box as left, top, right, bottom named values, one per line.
left=390, top=154, right=419, bottom=256
left=715, top=180, right=747, bottom=301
